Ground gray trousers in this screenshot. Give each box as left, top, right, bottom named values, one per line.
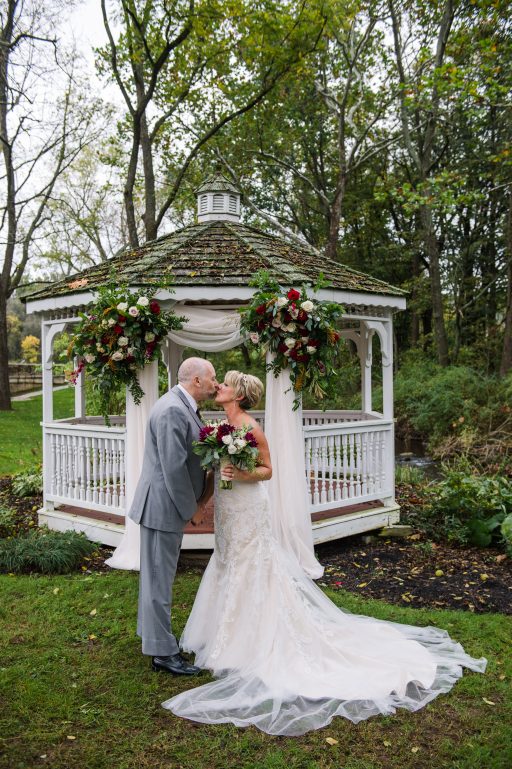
left=137, top=524, right=183, bottom=656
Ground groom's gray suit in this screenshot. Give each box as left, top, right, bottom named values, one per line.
left=128, top=385, right=205, bottom=656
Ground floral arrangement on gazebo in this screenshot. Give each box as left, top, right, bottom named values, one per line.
left=68, top=282, right=185, bottom=422
left=240, top=271, right=343, bottom=407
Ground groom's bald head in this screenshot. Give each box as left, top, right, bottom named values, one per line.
left=177, top=357, right=218, bottom=402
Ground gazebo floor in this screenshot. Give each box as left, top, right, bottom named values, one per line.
left=40, top=497, right=400, bottom=550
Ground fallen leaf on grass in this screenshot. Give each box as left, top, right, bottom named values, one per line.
left=411, top=747, right=420, bottom=753
left=383, top=740, right=391, bottom=747
left=66, top=735, right=76, bottom=740
left=495, top=554, right=507, bottom=563
left=482, top=698, right=496, bottom=705
left=325, top=737, right=338, bottom=745
left=88, top=634, right=97, bottom=640
left=480, top=573, right=489, bottom=581
left=357, top=583, right=368, bottom=588
left=53, top=588, right=60, bottom=595
left=89, top=608, right=97, bottom=616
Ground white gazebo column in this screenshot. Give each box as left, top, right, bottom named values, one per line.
left=365, top=318, right=394, bottom=505
left=41, top=319, right=67, bottom=511
left=162, top=337, right=184, bottom=388
left=74, top=359, right=86, bottom=419
left=359, top=322, right=375, bottom=415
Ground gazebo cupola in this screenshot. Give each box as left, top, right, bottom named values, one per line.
left=196, top=172, right=241, bottom=223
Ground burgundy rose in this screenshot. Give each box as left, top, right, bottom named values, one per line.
left=150, top=300, right=161, bottom=315
left=199, top=425, right=215, bottom=440
left=283, top=311, right=292, bottom=323
left=297, top=309, right=308, bottom=323
left=308, top=338, right=320, bottom=347
left=287, top=288, right=300, bottom=301
left=255, top=304, right=267, bottom=316
left=217, top=422, right=235, bottom=443
left=117, top=315, right=126, bottom=323
left=256, top=320, right=266, bottom=331
left=277, top=342, right=288, bottom=353
left=114, top=324, right=123, bottom=335
left=244, top=431, right=258, bottom=448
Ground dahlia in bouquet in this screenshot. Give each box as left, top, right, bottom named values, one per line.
left=193, top=421, right=259, bottom=489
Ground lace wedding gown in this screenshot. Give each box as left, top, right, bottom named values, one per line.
left=162, top=478, right=486, bottom=736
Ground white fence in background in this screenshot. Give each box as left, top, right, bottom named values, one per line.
left=41, top=411, right=394, bottom=517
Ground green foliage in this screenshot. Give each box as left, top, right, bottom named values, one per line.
left=415, top=462, right=512, bottom=548
left=393, top=354, right=512, bottom=457
left=11, top=467, right=43, bottom=497
left=0, top=506, right=16, bottom=538
left=501, top=514, right=512, bottom=556
left=394, top=464, right=426, bottom=487
left=0, top=527, right=98, bottom=574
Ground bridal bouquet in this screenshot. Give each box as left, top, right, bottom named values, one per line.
left=193, top=421, right=259, bottom=489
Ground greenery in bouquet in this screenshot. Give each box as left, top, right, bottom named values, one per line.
left=193, top=421, right=259, bottom=489
left=240, top=271, right=343, bottom=409
left=68, top=281, right=186, bottom=424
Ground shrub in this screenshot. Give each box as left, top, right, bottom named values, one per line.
left=412, top=462, right=512, bottom=547
left=11, top=468, right=43, bottom=497
left=395, top=464, right=426, bottom=486
left=0, top=506, right=16, bottom=538
left=501, top=514, right=512, bottom=556
left=0, top=527, right=98, bottom=574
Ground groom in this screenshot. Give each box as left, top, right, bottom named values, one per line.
left=128, top=357, right=218, bottom=675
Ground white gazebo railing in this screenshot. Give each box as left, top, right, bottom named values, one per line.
left=41, top=410, right=394, bottom=517
left=43, top=418, right=126, bottom=515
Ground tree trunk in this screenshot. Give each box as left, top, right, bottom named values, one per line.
left=325, top=174, right=346, bottom=260
left=419, top=202, right=449, bottom=365
left=500, top=191, right=512, bottom=376
left=0, top=290, right=12, bottom=409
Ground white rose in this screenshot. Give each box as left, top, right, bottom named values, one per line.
left=107, top=318, right=116, bottom=327
left=301, top=336, right=309, bottom=343
left=96, top=343, right=104, bottom=351
left=111, top=351, right=124, bottom=361
left=306, top=345, right=317, bottom=354
left=144, top=332, right=156, bottom=342
left=128, top=306, right=139, bottom=317
left=285, top=323, right=296, bottom=333
left=127, top=347, right=136, bottom=356
left=285, top=337, right=296, bottom=349
left=118, top=336, right=129, bottom=346
left=276, top=297, right=288, bottom=308
left=84, top=353, right=96, bottom=363
left=301, top=300, right=314, bottom=312
left=271, top=316, right=282, bottom=328
left=290, top=307, right=299, bottom=319
left=221, top=435, right=233, bottom=445
left=234, top=438, right=247, bottom=448
left=117, top=302, right=128, bottom=311
left=249, top=332, right=260, bottom=344
left=137, top=296, right=149, bottom=306
left=227, top=444, right=238, bottom=454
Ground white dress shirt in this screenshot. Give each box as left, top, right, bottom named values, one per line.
left=177, top=383, right=198, bottom=414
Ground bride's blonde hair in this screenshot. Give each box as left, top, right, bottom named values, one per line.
left=224, top=370, right=264, bottom=410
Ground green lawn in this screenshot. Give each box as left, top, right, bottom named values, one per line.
left=0, top=389, right=75, bottom=476
left=1, top=570, right=510, bottom=769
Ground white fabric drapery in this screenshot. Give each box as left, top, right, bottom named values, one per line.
left=105, top=305, right=321, bottom=576
left=265, top=353, right=324, bottom=579
left=104, top=361, right=158, bottom=570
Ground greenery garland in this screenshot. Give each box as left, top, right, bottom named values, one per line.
left=68, top=282, right=185, bottom=423
left=240, top=271, right=343, bottom=409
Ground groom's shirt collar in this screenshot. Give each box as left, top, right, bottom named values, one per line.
left=177, top=383, right=198, bottom=413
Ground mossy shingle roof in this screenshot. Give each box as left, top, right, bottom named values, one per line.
left=26, top=220, right=406, bottom=302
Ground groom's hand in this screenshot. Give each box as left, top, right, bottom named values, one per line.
left=190, top=505, right=205, bottom=527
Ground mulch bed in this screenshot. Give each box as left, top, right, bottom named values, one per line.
left=2, top=477, right=510, bottom=614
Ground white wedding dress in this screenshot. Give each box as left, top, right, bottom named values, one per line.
left=162, top=477, right=487, bottom=736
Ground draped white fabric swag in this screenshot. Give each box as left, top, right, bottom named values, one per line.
left=105, top=305, right=321, bottom=577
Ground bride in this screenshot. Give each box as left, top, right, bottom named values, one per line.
left=163, top=370, right=486, bottom=736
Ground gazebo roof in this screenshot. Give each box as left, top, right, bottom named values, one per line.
left=26, top=220, right=405, bottom=303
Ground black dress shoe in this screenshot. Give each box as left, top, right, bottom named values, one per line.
left=151, top=653, right=201, bottom=676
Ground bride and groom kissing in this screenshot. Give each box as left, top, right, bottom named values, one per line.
left=128, top=356, right=486, bottom=736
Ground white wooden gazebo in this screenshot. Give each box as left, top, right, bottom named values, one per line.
left=25, top=173, right=406, bottom=550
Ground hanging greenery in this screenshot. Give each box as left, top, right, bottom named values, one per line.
left=240, top=271, right=343, bottom=409
left=68, top=282, right=185, bottom=423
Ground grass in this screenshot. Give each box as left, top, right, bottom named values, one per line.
left=1, top=569, right=510, bottom=769
left=0, top=388, right=74, bottom=476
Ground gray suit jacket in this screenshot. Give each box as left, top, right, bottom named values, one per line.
left=128, top=386, right=206, bottom=532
